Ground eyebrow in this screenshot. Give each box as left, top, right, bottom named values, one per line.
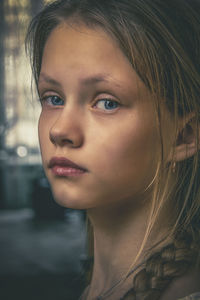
left=38, top=73, right=62, bottom=87
left=38, top=73, right=121, bottom=88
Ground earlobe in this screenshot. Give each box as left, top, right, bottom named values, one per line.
left=173, top=142, right=198, bottom=162
left=168, top=117, right=199, bottom=163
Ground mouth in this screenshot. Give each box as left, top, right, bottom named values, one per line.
left=48, top=157, right=88, bottom=177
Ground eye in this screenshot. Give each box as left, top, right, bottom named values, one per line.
left=94, top=99, right=119, bottom=111
left=41, top=95, right=64, bottom=106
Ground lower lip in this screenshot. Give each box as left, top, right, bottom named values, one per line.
left=51, top=166, right=86, bottom=177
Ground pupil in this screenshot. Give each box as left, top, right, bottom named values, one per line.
left=106, top=100, right=114, bottom=108
left=53, top=96, right=60, bottom=104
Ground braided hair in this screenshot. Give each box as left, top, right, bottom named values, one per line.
left=123, top=229, right=200, bottom=299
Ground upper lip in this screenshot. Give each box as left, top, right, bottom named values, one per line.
left=48, top=157, right=87, bottom=171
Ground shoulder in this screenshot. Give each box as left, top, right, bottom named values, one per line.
left=160, top=269, right=200, bottom=300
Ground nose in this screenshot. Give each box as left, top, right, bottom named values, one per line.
left=49, top=108, right=84, bottom=148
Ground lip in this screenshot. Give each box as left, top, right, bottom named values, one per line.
left=48, top=157, right=87, bottom=177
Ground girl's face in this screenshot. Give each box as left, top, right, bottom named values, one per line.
left=38, top=23, right=174, bottom=209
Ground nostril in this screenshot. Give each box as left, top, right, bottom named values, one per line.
left=49, top=131, right=74, bottom=146
left=49, top=127, right=83, bottom=147
left=62, top=138, right=73, bottom=144
left=49, top=132, right=56, bottom=145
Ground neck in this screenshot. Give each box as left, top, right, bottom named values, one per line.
left=86, top=197, right=153, bottom=299
left=85, top=194, right=173, bottom=300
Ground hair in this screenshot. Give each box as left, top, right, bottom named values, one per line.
left=26, top=0, right=200, bottom=299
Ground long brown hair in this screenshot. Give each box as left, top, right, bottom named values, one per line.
left=26, top=0, right=200, bottom=298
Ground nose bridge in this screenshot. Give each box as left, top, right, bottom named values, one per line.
left=50, top=104, right=84, bottom=147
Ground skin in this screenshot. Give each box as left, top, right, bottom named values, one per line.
left=38, top=23, right=174, bottom=210
left=38, top=23, right=176, bottom=298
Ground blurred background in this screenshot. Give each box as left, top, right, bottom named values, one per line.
left=0, top=1, right=87, bottom=299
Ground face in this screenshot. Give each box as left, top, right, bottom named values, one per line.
left=38, top=23, right=174, bottom=210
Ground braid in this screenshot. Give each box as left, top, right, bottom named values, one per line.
left=123, top=227, right=200, bottom=300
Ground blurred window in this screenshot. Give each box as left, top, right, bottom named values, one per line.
left=3, top=0, right=41, bottom=149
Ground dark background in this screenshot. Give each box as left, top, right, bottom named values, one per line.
left=0, top=1, right=87, bottom=299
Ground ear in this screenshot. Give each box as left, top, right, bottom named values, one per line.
left=168, top=116, right=199, bottom=163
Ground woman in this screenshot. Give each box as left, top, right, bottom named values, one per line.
left=26, top=0, right=200, bottom=299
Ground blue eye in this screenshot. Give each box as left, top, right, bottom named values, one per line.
left=95, top=99, right=119, bottom=111
left=42, top=95, right=64, bottom=106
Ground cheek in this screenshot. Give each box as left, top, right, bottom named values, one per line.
left=100, top=125, right=156, bottom=166
left=91, top=121, right=159, bottom=187
left=38, top=112, right=51, bottom=157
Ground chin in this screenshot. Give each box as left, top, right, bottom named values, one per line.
left=52, top=193, right=86, bottom=210
left=50, top=185, right=90, bottom=210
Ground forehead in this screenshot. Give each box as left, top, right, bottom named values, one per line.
left=40, top=23, right=146, bottom=96
left=41, top=23, right=128, bottom=74
left=43, top=23, right=115, bottom=60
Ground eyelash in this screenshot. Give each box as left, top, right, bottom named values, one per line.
left=93, top=98, right=119, bottom=111
left=40, top=94, right=120, bottom=112
left=40, top=95, right=64, bottom=106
